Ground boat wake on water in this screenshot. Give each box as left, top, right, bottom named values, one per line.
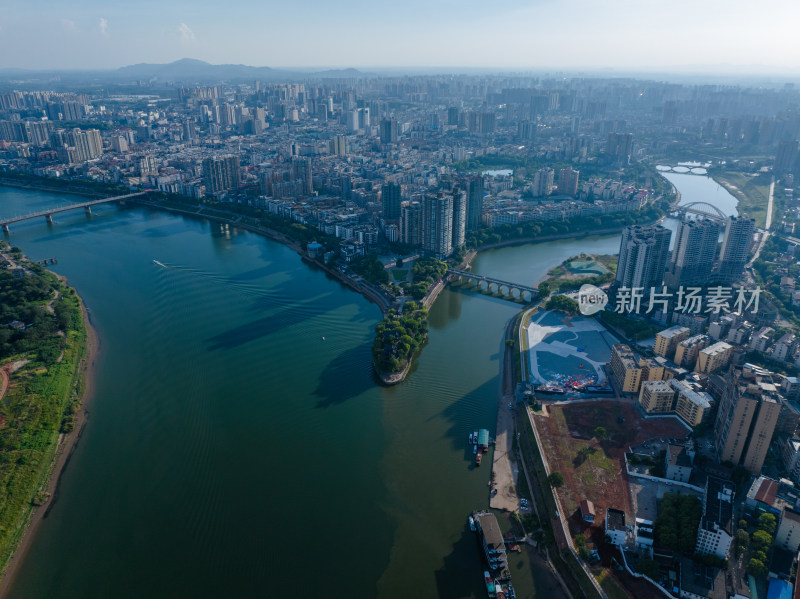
left=149, top=259, right=300, bottom=306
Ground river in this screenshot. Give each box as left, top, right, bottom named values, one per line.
left=0, top=169, right=737, bottom=598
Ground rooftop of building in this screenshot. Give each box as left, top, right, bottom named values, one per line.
left=612, top=344, right=639, bottom=369
left=679, top=556, right=728, bottom=599
left=701, top=341, right=732, bottom=356
left=768, top=549, right=795, bottom=581
left=747, top=476, right=779, bottom=507
left=702, top=477, right=734, bottom=535
left=667, top=444, right=693, bottom=468
left=657, top=326, right=691, bottom=339
left=669, top=379, right=712, bottom=409
left=746, top=476, right=800, bottom=513
left=642, top=380, right=673, bottom=393
left=781, top=507, right=800, bottom=525
left=474, top=511, right=505, bottom=549
left=606, top=507, right=626, bottom=531
left=679, top=334, right=709, bottom=348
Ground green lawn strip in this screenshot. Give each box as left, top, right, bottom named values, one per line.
left=597, top=569, right=630, bottom=599
left=712, top=171, right=771, bottom=228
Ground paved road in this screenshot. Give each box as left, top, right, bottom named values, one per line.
left=489, top=315, right=521, bottom=512
left=766, top=176, right=775, bottom=230
left=748, top=176, right=776, bottom=267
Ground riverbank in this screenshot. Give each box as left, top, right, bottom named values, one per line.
left=709, top=170, right=773, bottom=228
left=471, top=227, right=628, bottom=253
left=0, top=176, right=125, bottom=200
left=0, top=283, right=98, bottom=597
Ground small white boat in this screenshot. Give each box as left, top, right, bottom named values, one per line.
left=152, top=260, right=166, bottom=268
left=468, top=515, right=476, bottom=531
left=321, top=336, right=326, bottom=341
left=468, top=433, right=474, bottom=444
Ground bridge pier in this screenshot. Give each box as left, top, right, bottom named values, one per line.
left=45, top=214, right=53, bottom=224
left=84, top=206, right=92, bottom=216
left=2, top=224, right=8, bottom=234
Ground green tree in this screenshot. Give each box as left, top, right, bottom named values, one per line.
left=747, top=558, right=767, bottom=578
left=548, top=472, right=564, bottom=488
left=637, top=558, right=661, bottom=580
left=758, top=513, right=777, bottom=536
left=545, top=295, right=579, bottom=315
left=594, top=426, right=607, bottom=440
left=537, top=281, right=551, bottom=297
left=654, top=493, right=702, bottom=553
left=751, top=529, right=773, bottom=552
left=736, top=529, right=750, bottom=551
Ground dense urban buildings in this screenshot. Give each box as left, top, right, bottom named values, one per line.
left=714, top=364, right=781, bottom=473
left=615, top=225, right=671, bottom=291
left=666, top=218, right=721, bottom=288
left=422, top=192, right=454, bottom=260
left=5, top=61, right=800, bottom=599
left=717, top=216, right=757, bottom=284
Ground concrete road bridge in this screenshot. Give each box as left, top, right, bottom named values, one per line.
left=1, top=191, right=147, bottom=233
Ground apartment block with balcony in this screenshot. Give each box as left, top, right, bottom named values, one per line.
left=654, top=326, right=691, bottom=359
left=611, top=344, right=642, bottom=393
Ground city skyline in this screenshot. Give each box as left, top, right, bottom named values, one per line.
left=2, top=0, right=800, bottom=73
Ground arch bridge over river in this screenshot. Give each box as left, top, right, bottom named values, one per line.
left=447, top=268, right=537, bottom=302
left=656, top=164, right=709, bottom=175
left=669, top=201, right=727, bottom=222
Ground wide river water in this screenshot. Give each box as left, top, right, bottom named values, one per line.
left=0, top=170, right=734, bottom=598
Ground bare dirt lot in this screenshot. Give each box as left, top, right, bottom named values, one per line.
left=534, top=401, right=688, bottom=547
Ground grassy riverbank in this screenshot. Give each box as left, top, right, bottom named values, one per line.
left=710, top=170, right=773, bottom=228
left=0, top=246, right=89, bottom=579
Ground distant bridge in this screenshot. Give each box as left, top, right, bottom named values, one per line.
left=448, top=269, right=537, bottom=302
left=669, top=201, right=727, bottom=222
left=1, top=191, right=147, bottom=233
left=657, top=165, right=709, bottom=175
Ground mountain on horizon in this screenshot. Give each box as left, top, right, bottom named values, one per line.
left=113, top=58, right=362, bottom=81
left=0, top=59, right=363, bottom=82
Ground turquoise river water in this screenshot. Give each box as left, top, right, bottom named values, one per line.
left=0, top=169, right=734, bottom=598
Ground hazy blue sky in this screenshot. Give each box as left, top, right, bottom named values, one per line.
left=2, top=0, right=799, bottom=71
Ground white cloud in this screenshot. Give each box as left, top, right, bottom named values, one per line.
left=178, top=23, right=195, bottom=43
left=99, top=17, right=108, bottom=36
left=60, top=18, right=78, bottom=33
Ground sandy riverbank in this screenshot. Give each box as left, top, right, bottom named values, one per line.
left=0, top=300, right=99, bottom=598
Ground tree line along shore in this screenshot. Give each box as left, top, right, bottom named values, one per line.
left=0, top=241, right=89, bottom=581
